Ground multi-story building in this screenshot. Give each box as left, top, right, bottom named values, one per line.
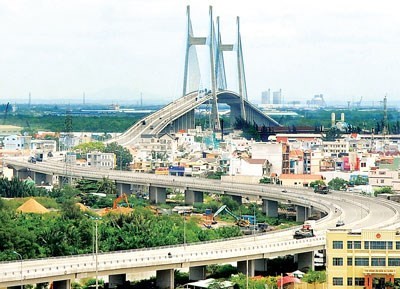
left=261, top=89, right=271, bottom=104
left=368, top=168, right=400, bottom=190
left=272, top=89, right=282, bottom=104
left=327, top=229, right=400, bottom=289
left=3, top=135, right=31, bottom=150
left=86, top=152, right=115, bottom=170
left=323, top=140, right=349, bottom=157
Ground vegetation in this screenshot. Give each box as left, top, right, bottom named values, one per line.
left=374, top=186, right=393, bottom=196
left=259, top=177, right=272, bottom=184
left=6, top=114, right=146, bottom=134
left=328, top=177, right=348, bottom=191
left=302, top=270, right=326, bottom=288
left=72, top=142, right=133, bottom=170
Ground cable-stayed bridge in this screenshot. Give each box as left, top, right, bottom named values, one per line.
left=112, top=6, right=280, bottom=147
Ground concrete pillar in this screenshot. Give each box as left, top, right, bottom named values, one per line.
left=189, top=265, right=207, bottom=281
left=296, top=206, right=307, bottom=223
left=297, top=251, right=314, bottom=271
left=116, top=183, right=131, bottom=195
left=109, top=274, right=126, bottom=289
left=185, top=190, right=204, bottom=205
left=53, top=280, right=71, bottom=289
left=156, top=269, right=174, bottom=289
left=237, top=259, right=255, bottom=277
left=231, top=195, right=242, bottom=205
left=254, top=258, right=268, bottom=275
left=149, top=186, right=167, bottom=204
left=262, top=199, right=278, bottom=217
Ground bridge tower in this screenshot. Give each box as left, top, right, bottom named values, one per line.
left=182, top=6, right=248, bottom=131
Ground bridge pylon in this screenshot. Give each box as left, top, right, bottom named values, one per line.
left=182, top=5, right=249, bottom=131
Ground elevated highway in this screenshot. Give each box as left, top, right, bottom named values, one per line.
left=110, top=90, right=280, bottom=147
left=2, top=158, right=400, bottom=288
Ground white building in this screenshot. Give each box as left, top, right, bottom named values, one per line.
left=87, top=152, right=115, bottom=170
left=30, top=139, right=57, bottom=153
left=3, top=135, right=31, bottom=150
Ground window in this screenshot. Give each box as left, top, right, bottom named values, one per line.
left=333, top=278, right=343, bottom=286
left=355, top=257, right=369, bottom=266
left=347, top=241, right=352, bottom=249
left=371, top=257, right=386, bottom=266
left=396, top=242, right=400, bottom=250
left=388, top=258, right=400, bottom=266
left=333, top=257, right=343, bottom=266
left=347, top=257, right=353, bottom=266
left=347, top=278, right=353, bottom=286
left=355, top=278, right=365, bottom=286
left=366, top=241, right=391, bottom=250
left=354, top=241, right=361, bottom=249
left=333, top=241, right=343, bottom=249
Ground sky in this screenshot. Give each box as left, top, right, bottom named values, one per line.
left=1, top=0, right=400, bottom=106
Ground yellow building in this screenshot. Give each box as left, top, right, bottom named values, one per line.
left=327, top=229, right=400, bottom=289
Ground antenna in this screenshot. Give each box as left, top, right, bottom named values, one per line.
left=383, top=95, right=388, bottom=136
left=28, top=92, right=31, bottom=107
left=140, top=92, right=143, bottom=107
left=83, top=92, right=86, bottom=105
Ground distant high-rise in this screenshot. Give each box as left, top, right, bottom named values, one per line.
left=273, top=89, right=282, bottom=104
left=261, top=89, right=270, bottom=104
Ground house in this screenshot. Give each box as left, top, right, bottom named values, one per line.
left=87, top=152, right=115, bottom=170
left=3, top=135, right=31, bottom=150
left=279, top=174, right=324, bottom=187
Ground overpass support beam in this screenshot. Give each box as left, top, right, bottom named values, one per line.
left=53, top=280, right=71, bottom=289
left=296, top=206, right=307, bottom=223
left=109, top=274, right=126, bottom=289
left=185, top=190, right=204, bottom=205
left=231, top=195, right=242, bottom=205
left=296, top=251, right=314, bottom=271
left=156, top=269, right=174, bottom=289
left=189, top=265, right=207, bottom=281
left=237, top=259, right=255, bottom=277
left=116, top=183, right=131, bottom=196
left=262, top=199, right=278, bottom=218
left=254, top=258, right=268, bottom=275
left=149, top=186, right=167, bottom=204
left=33, top=172, right=53, bottom=185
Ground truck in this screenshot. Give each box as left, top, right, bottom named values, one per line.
left=314, top=184, right=329, bottom=194
left=293, top=220, right=316, bottom=239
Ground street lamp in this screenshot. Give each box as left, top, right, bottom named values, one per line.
left=183, top=211, right=186, bottom=247
left=12, top=251, right=23, bottom=289
left=85, top=214, right=101, bottom=289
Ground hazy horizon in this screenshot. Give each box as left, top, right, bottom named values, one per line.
left=2, top=1, right=400, bottom=106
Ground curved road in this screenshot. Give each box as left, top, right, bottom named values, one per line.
left=1, top=158, right=400, bottom=287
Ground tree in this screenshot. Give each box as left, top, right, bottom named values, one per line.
left=309, top=180, right=326, bottom=188
left=302, top=270, right=326, bottom=289
left=323, top=127, right=342, bottom=141
left=374, top=186, right=393, bottom=196
left=328, top=177, right=348, bottom=191
left=73, top=142, right=105, bottom=156
left=104, top=142, right=133, bottom=170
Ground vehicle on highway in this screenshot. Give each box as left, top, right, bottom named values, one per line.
left=293, top=220, right=315, bottom=239
left=314, top=184, right=329, bottom=194
left=336, top=220, right=345, bottom=227
left=28, top=156, right=37, bottom=164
